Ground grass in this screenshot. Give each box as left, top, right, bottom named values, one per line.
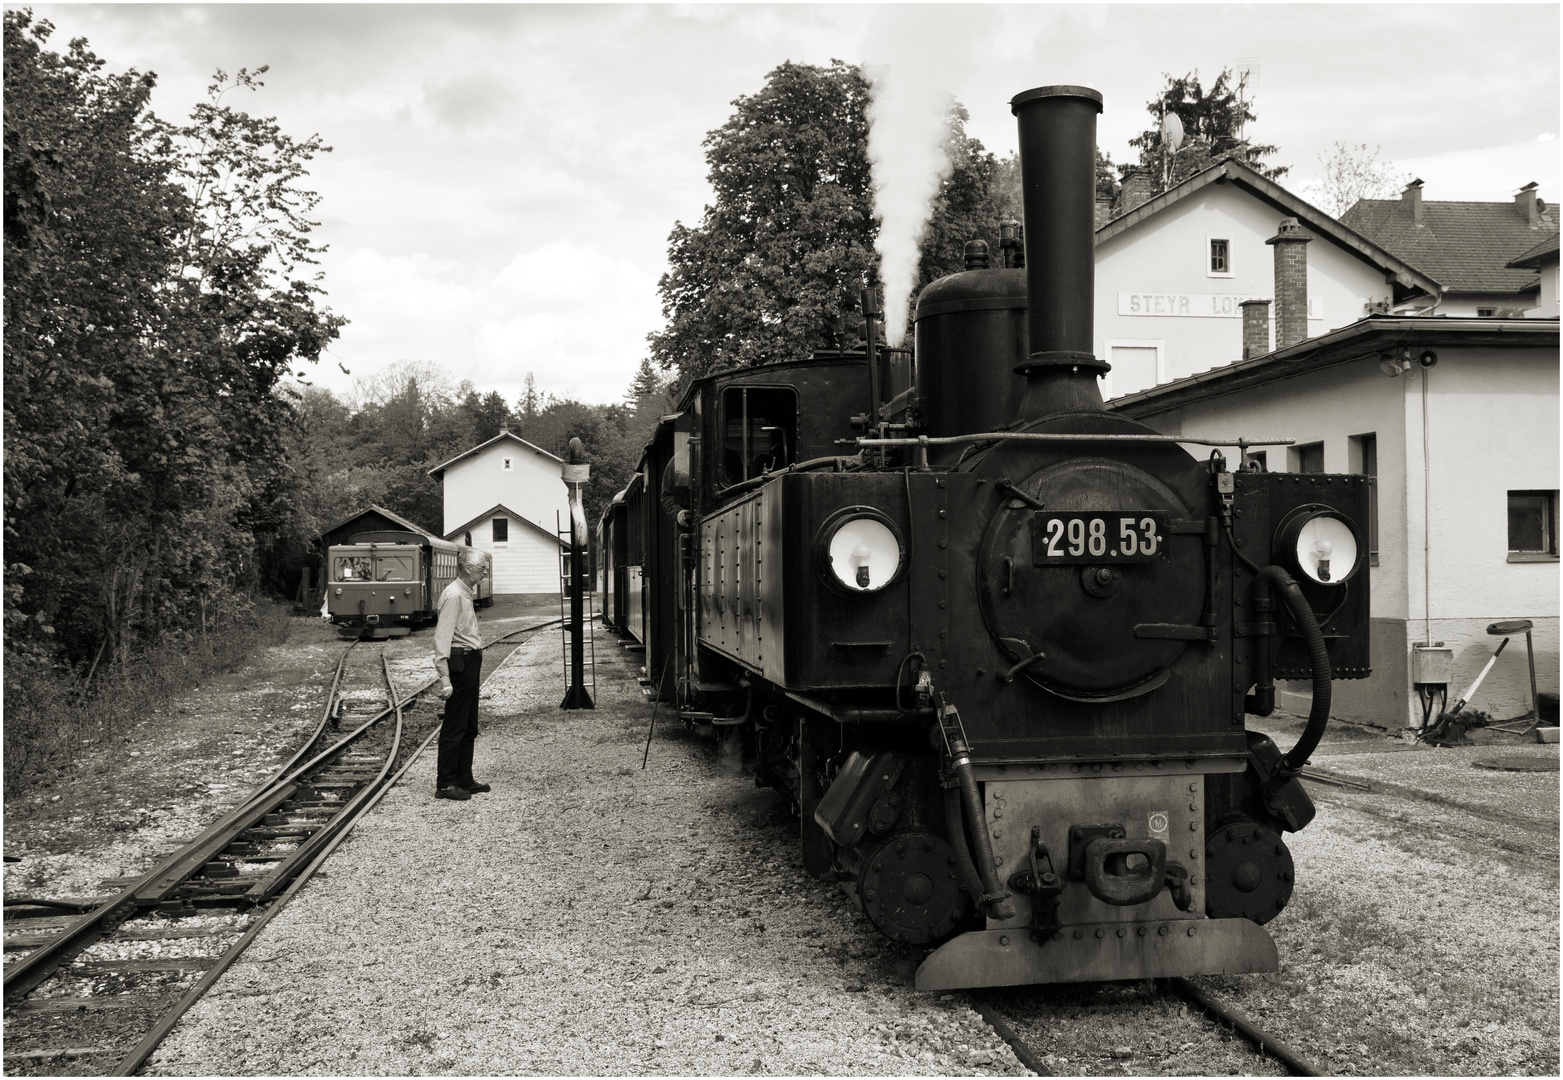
left=2, top=598, right=294, bottom=797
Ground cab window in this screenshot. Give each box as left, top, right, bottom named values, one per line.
left=374, top=554, right=416, bottom=581
left=722, top=386, right=797, bottom=485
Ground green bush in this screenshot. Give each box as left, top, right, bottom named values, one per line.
left=3, top=597, right=293, bottom=795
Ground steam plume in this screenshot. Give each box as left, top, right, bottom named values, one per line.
left=863, top=15, right=978, bottom=346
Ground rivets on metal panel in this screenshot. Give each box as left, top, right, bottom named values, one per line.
left=1189, top=822, right=1199, bottom=831
left=1092, top=764, right=1102, bottom=774
left=1095, top=929, right=1105, bottom=939
left=1189, top=783, right=1198, bottom=792
left=1227, top=828, right=1238, bottom=841
left=1137, top=926, right=1147, bottom=937
left=866, top=890, right=877, bottom=901
left=1117, top=927, right=1127, bottom=938
left=1188, top=926, right=1197, bottom=936
left=999, top=936, right=1010, bottom=946
left=1157, top=925, right=1168, bottom=936
left=1073, top=930, right=1084, bottom=940
left=1190, top=849, right=1200, bottom=860
left=1189, top=802, right=1198, bottom=812
left=1111, top=763, right=1122, bottom=772
left=939, top=540, right=947, bottom=549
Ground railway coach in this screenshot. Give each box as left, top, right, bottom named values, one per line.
left=324, top=531, right=492, bottom=638
left=603, top=83, right=1373, bottom=991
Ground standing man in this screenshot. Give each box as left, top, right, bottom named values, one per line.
left=433, top=547, right=491, bottom=801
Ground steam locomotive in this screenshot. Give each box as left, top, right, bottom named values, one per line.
left=599, top=85, right=1370, bottom=990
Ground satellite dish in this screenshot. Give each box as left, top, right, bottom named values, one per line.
left=1162, top=113, right=1185, bottom=151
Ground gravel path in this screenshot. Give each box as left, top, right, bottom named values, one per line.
left=143, top=631, right=1029, bottom=1076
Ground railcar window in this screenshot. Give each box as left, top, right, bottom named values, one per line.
left=334, top=556, right=372, bottom=581
left=722, top=386, right=797, bottom=485
left=374, top=554, right=416, bottom=581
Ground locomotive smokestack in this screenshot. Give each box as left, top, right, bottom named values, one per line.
left=1010, top=85, right=1109, bottom=417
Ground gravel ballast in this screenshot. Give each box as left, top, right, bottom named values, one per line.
left=142, top=630, right=1029, bottom=1076
left=9, top=609, right=1557, bottom=1076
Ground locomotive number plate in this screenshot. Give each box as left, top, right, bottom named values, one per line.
left=1031, top=512, right=1169, bottom=565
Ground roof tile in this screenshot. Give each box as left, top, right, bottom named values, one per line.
left=1342, top=197, right=1558, bottom=293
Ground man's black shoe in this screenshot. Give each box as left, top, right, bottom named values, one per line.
left=462, top=781, right=492, bottom=794
left=435, top=785, right=472, bottom=801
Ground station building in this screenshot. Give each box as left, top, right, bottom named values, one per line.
left=1091, top=160, right=1439, bottom=398
left=427, top=431, right=570, bottom=596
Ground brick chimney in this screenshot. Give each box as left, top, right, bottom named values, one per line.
left=1402, top=178, right=1424, bottom=226
left=1515, top=181, right=1541, bottom=227
left=1095, top=197, right=1113, bottom=229
left=1118, top=169, right=1154, bottom=214
left=1240, top=299, right=1272, bottom=359
left=1265, top=218, right=1314, bottom=349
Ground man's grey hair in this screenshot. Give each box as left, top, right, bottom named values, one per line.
left=458, top=547, right=489, bottom=575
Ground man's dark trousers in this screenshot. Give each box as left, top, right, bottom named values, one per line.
left=437, top=648, right=483, bottom=790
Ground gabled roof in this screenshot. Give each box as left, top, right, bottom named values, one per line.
left=319, top=504, right=434, bottom=540
left=443, top=503, right=567, bottom=549
left=1107, top=314, right=1559, bottom=419
left=1342, top=194, right=1557, bottom=294
left=1508, top=232, right=1561, bottom=270
left=427, top=430, right=564, bottom=480
left=1096, top=159, right=1443, bottom=300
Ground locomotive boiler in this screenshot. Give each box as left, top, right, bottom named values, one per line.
left=606, top=84, right=1371, bottom=990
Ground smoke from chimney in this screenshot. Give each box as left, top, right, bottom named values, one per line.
left=862, top=11, right=978, bottom=347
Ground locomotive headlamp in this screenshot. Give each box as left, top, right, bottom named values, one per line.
left=820, top=510, right=904, bottom=594
left=1274, top=507, right=1362, bottom=585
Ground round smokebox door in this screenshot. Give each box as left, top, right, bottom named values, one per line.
left=977, top=457, right=1206, bottom=699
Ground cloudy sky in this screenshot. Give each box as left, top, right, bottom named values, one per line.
left=19, top=3, right=1560, bottom=408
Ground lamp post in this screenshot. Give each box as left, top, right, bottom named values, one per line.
left=560, top=437, right=594, bottom=710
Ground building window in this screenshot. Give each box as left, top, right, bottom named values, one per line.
left=1350, top=433, right=1379, bottom=564
left=464, top=531, right=472, bottom=546
left=1290, top=442, right=1324, bottom=473
left=1209, top=238, right=1230, bottom=275
left=1508, top=491, right=1558, bottom=560
left=1476, top=307, right=1497, bottom=318
left=493, top=517, right=509, bottom=543
left=502, top=456, right=513, bottom=470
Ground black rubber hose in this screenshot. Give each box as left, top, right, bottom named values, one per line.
left=1254, top=565, right=1333, bottom=776
left=951, top=754, right=1017, bottom=920
left=943, top=786, right=989, bottom=910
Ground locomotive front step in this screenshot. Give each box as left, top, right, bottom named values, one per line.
left=915, top=918, right=1279, bottom=990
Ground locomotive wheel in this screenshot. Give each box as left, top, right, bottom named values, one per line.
left=1204, top=821, right=1294, bottom=925
left=857, top=831, right=968, bottom=945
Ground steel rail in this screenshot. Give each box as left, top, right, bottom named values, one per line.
left=111, top=623, right=548, bottom=1076
left=3, top=644, right=358, bottom=996
left=966, top=995, right=1053, bottom=1076
left=1166, top=976, right=1323, bottom=1076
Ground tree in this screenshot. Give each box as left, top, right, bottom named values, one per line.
left=901, top=105, right=1021, bottom=341
left=1304, top=142, right=1411, bottom=218
left=1126, top=69, right=1288, bottom=194
left=649, top=60, right=878, bottom=382
left=3, top=11, right=344, bottom=666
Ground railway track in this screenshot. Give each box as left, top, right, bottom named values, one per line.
left=2, top=621, right=557, bottom=1076
left=972, top=974, right=1322, bottom=1076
